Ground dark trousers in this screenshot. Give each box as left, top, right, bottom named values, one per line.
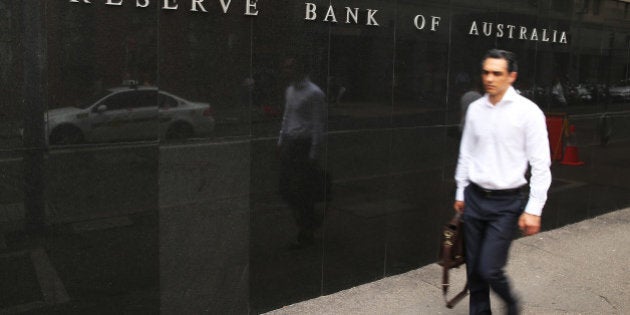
left=279, top=138, right=320, bottom=242
left=463, top=185, right=526, bottom=315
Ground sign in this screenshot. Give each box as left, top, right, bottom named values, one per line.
left=69, top=0, right=260, bottom=15
left=67, top=0, right=569, bottom=44
left=468, top=21, right=568, bottom=44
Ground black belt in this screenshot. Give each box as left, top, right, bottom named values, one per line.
left=469, top=182, right=523, bottom=197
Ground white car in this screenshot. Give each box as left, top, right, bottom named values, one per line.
left=609, top=85, right=630, bottom=101
left=46, top=86, right=215, bottom=145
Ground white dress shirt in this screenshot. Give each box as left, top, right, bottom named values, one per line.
left=278, top=78, right=326, bottom=160
left=455, top=86, right=552, bottom=216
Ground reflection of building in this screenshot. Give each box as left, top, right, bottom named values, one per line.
left=19, top=1, right=630, bottom=114
left=44, top=2, right=250, bottom=112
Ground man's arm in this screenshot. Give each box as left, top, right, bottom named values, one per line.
left=520, top=107, right=552, bottom=235
left=309, top=89, right=326, bottom=161
left=453, top=106, right=475, bottom=211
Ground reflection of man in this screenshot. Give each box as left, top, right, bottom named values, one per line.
left=278, top=56, right=326, bottom=248
left=459, top=77, right=482, bottom=132
left=551, top=76, right=567, bottom=107
left=454, top=49, right=551, bottom=315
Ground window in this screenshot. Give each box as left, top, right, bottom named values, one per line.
left=136, top=91, right=158, bottom=108
left=99, top=90, right=158, bottom=110
left=158, top=93, right=179, bottom=108
left=100, top=92, right=137, bottom=111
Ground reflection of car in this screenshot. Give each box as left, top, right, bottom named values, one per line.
left=574, top=85, right=592, bottom=101
left=609, top=84, right=630, bottom=101
left=46, top=86, right=215, bottom=145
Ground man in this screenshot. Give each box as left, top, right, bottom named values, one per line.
left=277, top=56, right=327, bottom=248
left=454, top=49, right=552, bottom=314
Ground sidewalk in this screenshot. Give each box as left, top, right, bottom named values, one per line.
left=266, top=207, right=630, bottom=315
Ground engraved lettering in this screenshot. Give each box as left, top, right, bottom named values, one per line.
left=244, top=0, right=258, bottom=16
left=530, top=28, right=538, bottom=41
left=414, top=15, right=426, bottom=30
left=163, top=0, right=178, bottom=10
left=519, top=26, right=528, bottom=40
left=542, top=29, right=549, bottom=42
left=136, top=0, right=149, bottom=7
left=324, top=5, right=337, bottom=22
left=506, top=25, right=516, bottom=38
left=430, top=16, right=441, bottom=31
left=218, top=0, right=232, bottom=13
left=468, top=21, right=479, bottom=35
left=496, top=24, right=504, bottom=37
left=559, top=31, right=568, bottom=44
left=366, top=9, right=379, bottom=26
left=346, top=7, right=359, bottom=24
left=191, top=0, right=207, bottom=12
left=305, top=3, right=317, bottom=20
left=465, top=20, right=567, bottom=44
left=482, top=22, right=493, bottom=36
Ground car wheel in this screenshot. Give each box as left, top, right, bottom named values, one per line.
left=166, top=123, right=193, bottom=140
left=49, top=125, right=84, bottom=145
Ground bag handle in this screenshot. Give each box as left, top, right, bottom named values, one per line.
left=441, top=212, right=468, bottom=308
left=444, top=280, right=468, bottom=308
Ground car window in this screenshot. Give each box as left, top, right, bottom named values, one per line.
left=99, top=91, right=137, bottom=111
left=158, top=93, right=179, bottom=108
left=98, top=90, right=157, bottom=111
left=78, top=91, right=111, bottom=109
left=136, top=91, right=158, bottom=108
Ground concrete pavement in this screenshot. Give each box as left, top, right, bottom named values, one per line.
left=265, top=207, right=630, bottom=315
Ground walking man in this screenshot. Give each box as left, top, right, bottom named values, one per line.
left=278, top=56, right=327, bottom=248
left=454, top=49, right=552, bottom=314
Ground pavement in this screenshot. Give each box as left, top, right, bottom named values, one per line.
left=265, top=207, right=630, bottom=315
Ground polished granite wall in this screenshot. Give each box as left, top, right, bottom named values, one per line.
left=1, top=0, right=629, bottom=313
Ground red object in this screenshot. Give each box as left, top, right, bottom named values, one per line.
left=546, top=114, right=565, bottom=161
left=561, top=145, right=584, bottom=166
left=262, top=105, right=281, bottom=117
left=561, top=124, right=584, bottom=166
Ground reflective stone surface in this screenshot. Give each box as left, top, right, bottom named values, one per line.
left=0, top=0, right=628, bottom=314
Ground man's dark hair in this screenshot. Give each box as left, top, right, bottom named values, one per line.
left=283, top=54, right=310, bottom=76
left=482, top=49, right=518, bottom=73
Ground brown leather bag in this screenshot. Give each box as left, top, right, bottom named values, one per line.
left=437, top=212, right=468, bottom=308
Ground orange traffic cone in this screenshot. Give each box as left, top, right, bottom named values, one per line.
left=560, top=125, right=584, bottom=166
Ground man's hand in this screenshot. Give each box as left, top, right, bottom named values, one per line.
left=518, top=213, right=541, bottom=236
left=453, top=201, right=465, bottom=213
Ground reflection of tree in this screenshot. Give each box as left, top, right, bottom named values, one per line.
left=0, top=0, right=20, bottom=123
left=0, top=1, right=11, bottom=83
left=123, top=17, right=157, bottom=85
left=184, top=18, right=250, bottom=106
left=46, top=3, right=158, bottom=109
left=57, top=5, right=96, bottom=106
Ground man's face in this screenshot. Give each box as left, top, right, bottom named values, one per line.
left=281, top=58, right=301, bottom=83
left=481, top=57, right=517, bottom=99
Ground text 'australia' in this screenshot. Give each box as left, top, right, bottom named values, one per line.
left=468, top=21, right=568, bottom=44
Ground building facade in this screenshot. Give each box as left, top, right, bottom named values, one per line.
left=1, top=0, right=629, bottom=313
